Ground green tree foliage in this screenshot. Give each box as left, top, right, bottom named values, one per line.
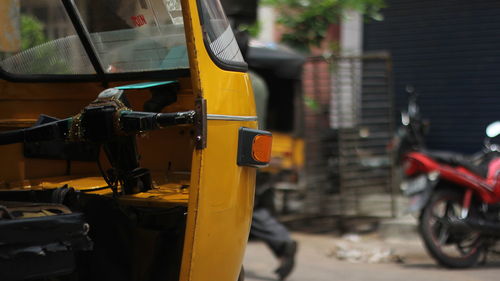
left=238, top=21, right=262, bottom=38
left=263, top=0, right=384, bottom=52
left=21, top=15, right=47, bottom=50
left=19, top=15, right=69, bottom=74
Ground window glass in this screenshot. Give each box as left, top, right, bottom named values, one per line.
left=74, top=0, right=189, bottom=73
left=0, top=0, right=189, bottom=76
left=199, top=0, right=245, bottom=65
left=0, top=0, right=95, bottom=75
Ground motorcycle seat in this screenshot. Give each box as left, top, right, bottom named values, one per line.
left=424, top=150, right=489, bottom=178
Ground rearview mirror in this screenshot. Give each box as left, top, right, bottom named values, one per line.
left=486, top=121, right=500, bottom=138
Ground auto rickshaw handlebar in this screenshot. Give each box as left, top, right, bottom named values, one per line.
left=120, top=110, right=196, bottom=132
left=0, top=118, right=71, bottom=146
left=0, top=109, right=196, bottom=146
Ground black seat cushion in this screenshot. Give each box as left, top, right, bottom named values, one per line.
left=424, top=150, right=489, bottom=178
left=0, top=202, right=92, bottom=280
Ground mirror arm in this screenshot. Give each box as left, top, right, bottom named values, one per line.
left=484, top=137, right=491, bottom=149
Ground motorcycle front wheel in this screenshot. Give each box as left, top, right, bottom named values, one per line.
left=419, top=188, right=484, bottom=268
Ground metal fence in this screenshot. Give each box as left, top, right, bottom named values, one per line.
left=302, top=53, right=397, bottom=218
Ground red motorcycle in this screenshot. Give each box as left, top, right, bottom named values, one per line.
left=395, top=88, right=500, bottom=268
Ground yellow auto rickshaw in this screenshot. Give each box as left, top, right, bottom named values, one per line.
left=0, top=1, right=270, bottom=281
left=245, top=41, right=306, bottom=213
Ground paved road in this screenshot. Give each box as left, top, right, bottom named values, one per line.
left=243, top=232, right=500, bottom=281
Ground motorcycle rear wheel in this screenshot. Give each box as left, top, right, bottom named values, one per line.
left=419, top=188, right=484, bottom=268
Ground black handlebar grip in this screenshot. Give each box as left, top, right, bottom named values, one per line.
left=155, top=111, right=196, bottom=127
left=0, top=119, right=70, bottom=146
left=0, top=129, right=24, bottom=145
left=120, top=110, right=196, bottom=132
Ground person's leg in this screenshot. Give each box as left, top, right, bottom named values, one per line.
left=251, top=208, right=297, bottom=280
left=251, top=208, right=290, bottom=256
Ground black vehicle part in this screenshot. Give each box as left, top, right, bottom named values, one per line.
left=220, top=0, right=258, bottom=25
left=76, top=195, right=186, bottom=281
left=120, top=110, right=196, bottom=132
left=237, top=127, right=272, bottom=168
left=0, top=90, right=196, bottom=147
left=0, top=118, right=71, bottom=146
left=81, top=105, right=118, bottom=142
left=0, top=189, right=72, bottom=205
left=448, top=216, right=500, bottom=237
left=143, top=82, right=179, bottom=113
left=24, top=140, right=100, bottom=161
left=102, top=136, right=151, bottom=195
left=24, top=115, right=99, bottom=161
left=75, top=96, right=153, bottom=195
left=0, top=202, right=92, bottom=281
left=247, top=43, right=306, bottom=80
left=419, top=189, right=484, bottom=268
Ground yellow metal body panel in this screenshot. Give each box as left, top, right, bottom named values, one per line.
left=183, top=121, right=256, bottom=281
left=268, top=132, right=305, bottom=171
left=119, top=183, right=189, bottom=208
left=292, top=137, right=304, bottom=169
left=179, top=1, right=257, bottom=280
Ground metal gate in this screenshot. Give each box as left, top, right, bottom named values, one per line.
left=303, top=53, right=396, bottom=218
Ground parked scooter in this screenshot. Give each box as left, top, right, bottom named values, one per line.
left=395, top=88, right=500, bottom=268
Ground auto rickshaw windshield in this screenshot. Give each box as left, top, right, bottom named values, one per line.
left=0, top=0, right=189, bottom=76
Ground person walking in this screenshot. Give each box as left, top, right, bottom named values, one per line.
left=243, top=35, right=298, bottom=279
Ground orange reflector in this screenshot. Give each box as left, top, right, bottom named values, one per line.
left=252, top=135, right=273, bottom=163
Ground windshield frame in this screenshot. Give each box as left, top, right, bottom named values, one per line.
left=0, top=67, right=190, bottom=83
left=0, top=0, right=191, bottom=83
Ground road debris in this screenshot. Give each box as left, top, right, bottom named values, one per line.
left=328, top=234, right=404, bottom=264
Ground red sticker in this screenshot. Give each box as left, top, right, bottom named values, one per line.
left=131, top=15, right=147, bottom=27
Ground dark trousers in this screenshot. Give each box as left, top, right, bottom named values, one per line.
left=251, top=207, right=291, bottom=257
left=251, top=172, right=292, bottom=257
